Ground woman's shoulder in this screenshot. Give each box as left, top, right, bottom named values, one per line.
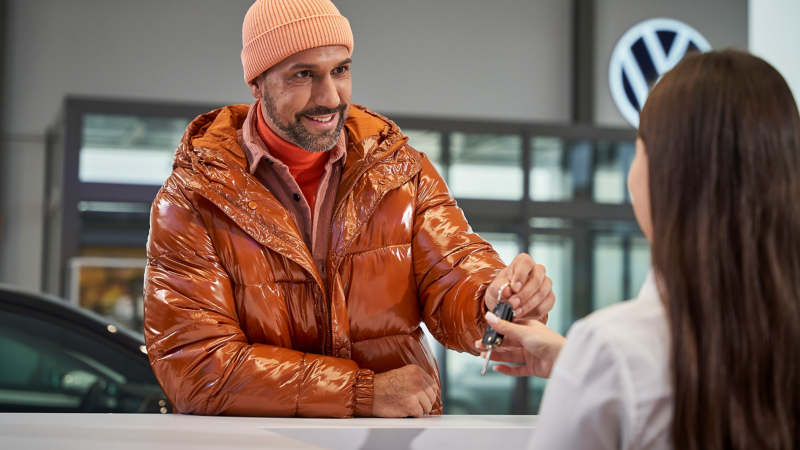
left=546, top=272, right=673, bottom=448
left=558, top=270, right=673, bottom=408
left=570, top=272, right=669, bottom=353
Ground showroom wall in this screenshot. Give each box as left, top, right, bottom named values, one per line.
left=0, top=0, right=771, bottom=291
left=0, top=0, right=574, bottom=290
left=593, top=0, right=749, bottom=127
left=749, top=0, right=800, bottom=102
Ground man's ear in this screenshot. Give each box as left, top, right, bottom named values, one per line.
left=248, top=73, right=265, bottom=100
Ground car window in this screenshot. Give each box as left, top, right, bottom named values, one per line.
left=0, top=309, right=168, bottom=413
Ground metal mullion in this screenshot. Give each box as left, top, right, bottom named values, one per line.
left=441, top=130, right=451, bottom=184
left=393, top=116, right=635, bottom=144
left=622, top=232, right=632, bottom=300
left=510, top=131, right=533, bottom=415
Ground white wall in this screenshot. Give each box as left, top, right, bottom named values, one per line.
left=593, top=0, right=749, bottom=127
left=0, top=0, right=573, bottom=290
left=749, top=0, right=800, bottom=102
left=337, top=0, right=573, bottom=122
left=0, top=0, right=255, bottom=290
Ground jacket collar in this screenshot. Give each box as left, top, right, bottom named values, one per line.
left=174, top=104, right=422, bottom=290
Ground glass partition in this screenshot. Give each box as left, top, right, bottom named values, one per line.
left=593, top=141, right=636, bottom=204
left=79, top=114, right=191, bottom=185
left=449, top=133, right=523, bottom=200
left=529, top=234, right=573, bottom=335
left=50, top=98, right=644, bottom=416
left=443, top=232, right=519, bottom=415
left=404, top=130, right=444, bottom=176
left=530, top=137, right=572, bottom=202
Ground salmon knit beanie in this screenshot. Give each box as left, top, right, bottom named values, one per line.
left=241, top=0, right=354, bottom=83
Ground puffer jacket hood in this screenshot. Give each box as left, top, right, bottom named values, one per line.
left=144, top=103, right=505, bottom=417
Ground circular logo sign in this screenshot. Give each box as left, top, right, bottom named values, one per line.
left=609, top=18, right=712, bottom=127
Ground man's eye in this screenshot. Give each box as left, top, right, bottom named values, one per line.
left=334, top=66, right=348, bottom=74
left=297, top=70, right=311, bottom=78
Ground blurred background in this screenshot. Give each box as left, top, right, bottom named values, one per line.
left=0, top=0, right=797, bottom=416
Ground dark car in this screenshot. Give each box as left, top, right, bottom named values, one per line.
left=0, top=283, right=169, bottom=413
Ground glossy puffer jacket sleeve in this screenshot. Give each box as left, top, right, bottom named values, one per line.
left=144, top=171, right=374, bottom=417
left=412, top=155, right=506, bottom=355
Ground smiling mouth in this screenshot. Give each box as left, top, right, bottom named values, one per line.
left=304, top=113, right=337, bottom=123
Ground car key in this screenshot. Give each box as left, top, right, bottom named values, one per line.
left=481, top=284, right=515, bottom=376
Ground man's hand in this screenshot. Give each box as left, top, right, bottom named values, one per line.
left=372, top=364, right=438, bottom=418
left=475, top=312, right=565, bottom=379
left=485, top=253, right=555, bottom=319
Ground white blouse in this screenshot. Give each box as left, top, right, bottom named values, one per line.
left=529, top=271, right=674, bottom=450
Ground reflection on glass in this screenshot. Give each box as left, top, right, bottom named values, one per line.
left=444, top=232, right=519, bottom=415
left=527, top=234, right=572, bottom=414
left=68, top=257, right=148, bottom=333
left=444, top=346, right=515, bottom=415
left=593, top=235, right=625, bottom=309
left=593, top=141, right=636, bottom=204
left=629, top=236, right=651, bottom=295
left=80, top=114, right=190, bottom=185
left=529, top=217, right=572, bottom=230
left=530, top=137, right=572, bottom=201
left=449, top=133, right=522, bottom=200
left=0, top=310, right=166, bottom=413
left=405, top=130, right=444, bottom=177
left=529, top=235, right=573, bottom=335
left=592, top=232, right=651, bottom=310
left=478, top=232, right=520, bottom=266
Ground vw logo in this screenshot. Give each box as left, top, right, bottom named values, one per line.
left=609, top=18, right=712, bottom=127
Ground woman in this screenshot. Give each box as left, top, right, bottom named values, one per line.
left=480, top=51, right=800, bottom=449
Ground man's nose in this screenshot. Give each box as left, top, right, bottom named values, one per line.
left=313, top=74, right=341, bottom=109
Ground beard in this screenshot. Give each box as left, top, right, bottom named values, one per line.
left=262, top=90, right=349, bottom=153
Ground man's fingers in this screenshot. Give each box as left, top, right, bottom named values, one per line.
left=418, top=392, right=433, bottom=415
left=422, top=381, right=437, bottom=408
left=410, top=404, right=424, bottom=418
left=515, top=275, right=551, bottom=317
left=527, top=291, right=556, bottom=320
left=508, top=254, right=534, bottom=293
left=415, top=367, right=439, bottom=407
left=418, top=369, right=439, bottom=396
left=486, top=271, right=513, bottom=309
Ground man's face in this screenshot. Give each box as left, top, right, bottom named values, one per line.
left=248, top=45, right=352, bottom=152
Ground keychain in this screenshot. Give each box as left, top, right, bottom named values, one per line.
left=480, top=282, right=515, bottom=376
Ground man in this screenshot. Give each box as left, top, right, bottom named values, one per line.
left=144, top=0, right=555, bottom=418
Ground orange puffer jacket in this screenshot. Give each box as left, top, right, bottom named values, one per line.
left=144, top=104, right=505, bottom=417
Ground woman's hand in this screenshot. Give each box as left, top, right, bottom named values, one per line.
left=475, top=311, right=566, bottom=379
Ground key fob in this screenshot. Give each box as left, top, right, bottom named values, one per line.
left=481, top=302, right=515, bottom=347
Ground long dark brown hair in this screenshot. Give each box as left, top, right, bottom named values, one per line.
left=639, top=50, right=800, bottom=449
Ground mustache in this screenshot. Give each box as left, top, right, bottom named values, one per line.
left=295, top=103, right=348, bottom=121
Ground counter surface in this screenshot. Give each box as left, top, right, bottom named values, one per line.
left=0, top=413, right=537, bottom=450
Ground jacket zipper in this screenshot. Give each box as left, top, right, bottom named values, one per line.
left=326, top=138, right=412, bottom=356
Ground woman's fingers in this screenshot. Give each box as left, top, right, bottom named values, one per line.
left=493, top=364, right=534, bottom=377
left=485, top=311, right=534, bottom=341
left=480, top=350, right=525, bottom=363
left=485, top=311, right=561, bottom=359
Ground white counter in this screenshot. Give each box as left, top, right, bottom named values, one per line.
left=0, top=414, right=537, bottom=450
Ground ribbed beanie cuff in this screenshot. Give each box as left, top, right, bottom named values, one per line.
left=241, top=0, right=354, bottom=83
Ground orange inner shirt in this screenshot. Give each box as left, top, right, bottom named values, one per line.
left=256, top=105, right=329, bottom=213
